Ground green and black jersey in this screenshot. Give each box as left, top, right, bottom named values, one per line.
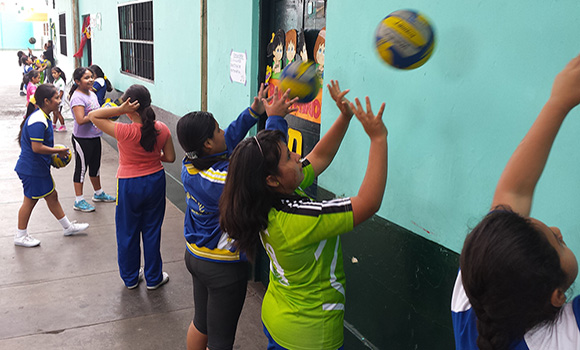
left=260, top=160, right=354, bottom=350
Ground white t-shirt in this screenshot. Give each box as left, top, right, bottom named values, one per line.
left=53, top=77, right=66, bottom=107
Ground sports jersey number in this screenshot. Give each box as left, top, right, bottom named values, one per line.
left=287, top=127, right=303, bottom=157
left=264, top=242, right=290, bottom=286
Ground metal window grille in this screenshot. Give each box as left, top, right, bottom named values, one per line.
left=118, top=1, right=154, bottom=81
left=59, top=13, right=67, bottom=56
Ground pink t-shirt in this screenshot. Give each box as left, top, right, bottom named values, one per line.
left=26, top=83, right=37, bottom=104
left=115, top=121, right=171, bottom=179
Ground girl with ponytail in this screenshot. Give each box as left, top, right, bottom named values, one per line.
left=89, top=84, right=176, bottom=290
left=14, top=84, right=89, bottom=248
left=452, top=55, right=580, bottom=349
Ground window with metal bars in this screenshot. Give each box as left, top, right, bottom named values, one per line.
left=59, top=13, right=67, bottom=56
left=118, top=0, right=154, bottom=81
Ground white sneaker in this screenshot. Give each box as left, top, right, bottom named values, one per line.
left=127, top=268, right=144, bottom=290
left=14, top=234, right=41, bottom=247
left=63, top=221, right=89, bottom=236
left=147, top=272, right=169, bottom=290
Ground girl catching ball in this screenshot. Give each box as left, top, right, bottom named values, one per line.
left=452, top=55, right=580, bottom=349
left=176, top=84, right=296, bottom=350
left=219, top=81, right=388, bottom=349
left=14, top=84, right=89, bottom=247
left=89, top=84, right=175, bottom=290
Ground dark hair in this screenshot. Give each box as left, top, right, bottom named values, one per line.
left=68, top=67, right=92, bottom=99
left=17, top=51, right=26, bottom=66
left=51, top=66, right=66, bottom=83
left=175, top=111, right=220, bottom=170
left=297, top=30, right=308, bottom=61
left=122, top=84, right=158, bottom=152
left=219, top=130, right=286, bottom=260
left=23, top=70, right=40, bottom=85
left=89, top=64, right=113, bottom=92
left=460, top=208, right=568, bottom=350
left=18, top=84, right=58, bottom=146
left=267, top=29, right=285, bottom=57
left=20, top=55, right=30, bottom=66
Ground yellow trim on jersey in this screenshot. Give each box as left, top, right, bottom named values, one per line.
left=186, top=241, right=241, bottom=261
left=185, top=163, right=227, bottom=183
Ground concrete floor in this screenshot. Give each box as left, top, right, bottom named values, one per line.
left=0, top=50, right=266, bottom=349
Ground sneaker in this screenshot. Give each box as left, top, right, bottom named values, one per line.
left=14, top=234, right=41, bottom=247
left=63, top=221, right=89, bottom=236
left=127, top=268, right=144, bottom=290
left=147, top=272, right=169, bottom=290
left=19, top=91, right=26, bottom=96
left=92, top=192, right=116, bottom=202
left=73, top=199, right=95, bottom=212
left=57, top=125, right=66, bottom=132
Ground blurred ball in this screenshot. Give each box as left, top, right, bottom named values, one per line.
left=51, top=144, right=72, bottom=169
left=29, top=37, right=36, bottom=44
left=279, top=60, right=321, bottom=103
left=102, top=100, right=120, bottom=121
left=375, top=10, right=435, bottom=69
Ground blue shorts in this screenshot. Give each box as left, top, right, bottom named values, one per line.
left=263, top=324, right=344, bottom=350
left=18, top=173, right=55, bottom=199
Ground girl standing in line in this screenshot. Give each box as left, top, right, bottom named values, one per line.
left=89, top=64, right=113, bottom=106
left=175, top=84, right=297, bottom=350
left=14, top=84, right=89, bottom=247
left=89, top=84, right=175, bottom=290
left=51, top=67, right=67, bottom=132
left=219, top=81, right=388, bottom=350
left=452, top=55, right=580, bottom=349
left=69, top=67, right=116, bottom=213
left=25, top=70, right=40, bottom=105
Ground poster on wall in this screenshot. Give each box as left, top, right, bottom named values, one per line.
left=230, top=50, right=247, bottom=85
left=265, top=28, right=325, bottom=197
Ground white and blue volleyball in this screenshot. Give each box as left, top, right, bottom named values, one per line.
left=51, top=144, right=72, bottom=169
left=279, top=60, right=321, bottom=103
left=375, top=10, right=435, bottom=69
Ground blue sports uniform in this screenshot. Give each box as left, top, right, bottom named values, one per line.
left=452, top=271, right=580, bottom=349
left=15, top=109, right=55, bottom=199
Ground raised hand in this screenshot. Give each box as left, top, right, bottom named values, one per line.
left=327, top=80, right=353, bottom=119
left=250, top=83, right=270, bottom=115
left=349, top=97, right=387, bottom=139
left=262, top=86, right=299, bottom=117
left=550, top=54, right=580, bottom=111
left=118, top=97, right=140, bottom=115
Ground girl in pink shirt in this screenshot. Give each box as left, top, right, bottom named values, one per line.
left=25, top=70, right=40, bottom=105
left=89, top=84, right=176, bottom=290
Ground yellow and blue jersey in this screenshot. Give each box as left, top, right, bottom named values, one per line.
left=15, top=109, right=53, bottom=177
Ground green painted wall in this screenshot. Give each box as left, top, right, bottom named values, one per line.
left=57, top=0, right=201, bottom=115
left=0, top=13, right=34, bottom=50
left=206, top=0, right=260, bottom=129
left=321, top=1, right=580, bottom=254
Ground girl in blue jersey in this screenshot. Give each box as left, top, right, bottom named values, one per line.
left=176, top=84, right=297, bottom=350
left=219, top=81, right=388, bottom=350
left=89, top=64, right=113, bottom=106
left=14, top=84, right=89, bottom=247
left=452, top=55, right=580, bottom=350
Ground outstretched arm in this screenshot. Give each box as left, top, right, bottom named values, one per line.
left=492, top=55, right=580, bottom=216
left=348, top=97, right=388, bottom=227
left=305, top=80, right=354, bottom=176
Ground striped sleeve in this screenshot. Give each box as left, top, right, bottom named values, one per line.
left=275, top=197, right=353, bottom=248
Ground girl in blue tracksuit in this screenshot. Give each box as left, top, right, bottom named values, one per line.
left=175, top=85, right=297, bottom=350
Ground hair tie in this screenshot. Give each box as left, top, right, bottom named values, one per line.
left=253, top=136, right=264, bottom=156
left=185, top=151, right=198, bottom=159
left=29, top=96, right=36, bottom=105
left=103, top=75, right=107, bottom=80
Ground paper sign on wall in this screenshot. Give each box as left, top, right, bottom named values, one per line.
left=230, top=50, right=247, bottom=85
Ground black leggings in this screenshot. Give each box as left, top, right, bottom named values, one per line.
left=185, top=251, right=248, bottom=350
left=71, top=135, right=102, bottom=183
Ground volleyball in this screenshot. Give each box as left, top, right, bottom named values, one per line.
left=51, top=144, right=72, bottom=169
left=375, top=10, right=435, bottom=69
left=102, top=99, right=120, bottom=121
left=279, top=60, right=321, bottom=103
left=29, top=37, right=36, bottom=44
